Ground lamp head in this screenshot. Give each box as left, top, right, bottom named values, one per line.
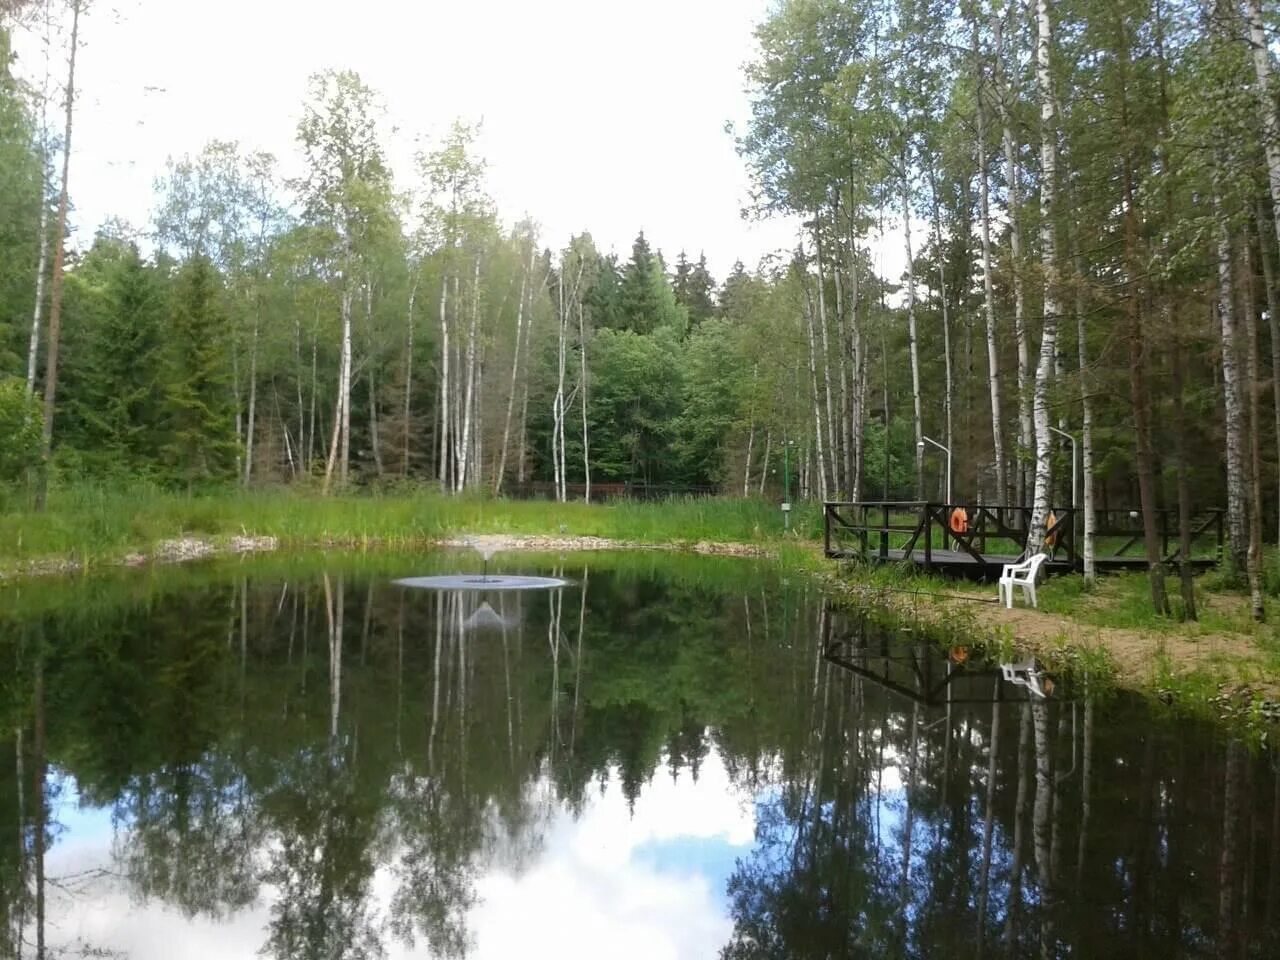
left=916, top=440, right=925, bottom=450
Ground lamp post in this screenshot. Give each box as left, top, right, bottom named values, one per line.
left=917, top=435, right=952, bottom=505
left=782, top=439, right=795, bottom=532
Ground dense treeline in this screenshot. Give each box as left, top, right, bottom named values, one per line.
left=9, top=1, right=1280, bottom=612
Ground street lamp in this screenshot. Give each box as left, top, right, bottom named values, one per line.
left=917, top=435, right=952, bottom=504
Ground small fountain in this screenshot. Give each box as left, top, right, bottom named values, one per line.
left=394, top=537, right=570, bottom=592
left=459, top=601, right=521, bottom=632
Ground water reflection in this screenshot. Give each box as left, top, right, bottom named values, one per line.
left=0, top=555, right=1275, bottom=959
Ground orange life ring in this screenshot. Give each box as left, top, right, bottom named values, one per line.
left=1045, top=511, right=1059, bottom=548
left=949, top=506, right=969, bottom=535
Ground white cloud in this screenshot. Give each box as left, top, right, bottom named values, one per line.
left=11, top=0, right=802, bottom=279
left=35, top=746, right=754, bottom=959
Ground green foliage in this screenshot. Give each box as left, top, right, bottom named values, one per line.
left=163, top=256, right=237, bottom=486
left=618, top=232, right=686, bottom=334
left=0, top=375, right=39, bottom=486
left=584, top=327, right=683, bottom=483
left=0, top=25, right=41, bottom=371
left=72, top=241, right=167, bottom=476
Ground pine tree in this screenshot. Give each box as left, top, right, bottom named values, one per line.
left=75, top=244, right=165, bottom=475
left=686, top=253, right=717, bottom=324
left=620, top=232, right=662, bottom=333
left=163, top=255, right=237, bottom=486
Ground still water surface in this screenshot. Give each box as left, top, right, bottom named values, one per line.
left=0, top=551, right=1276, bottom=959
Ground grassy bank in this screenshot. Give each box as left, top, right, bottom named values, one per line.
left=0, top=483, right=826, bottom=570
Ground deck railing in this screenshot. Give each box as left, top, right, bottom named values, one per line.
left=824, top=502, right=1224, bottom=571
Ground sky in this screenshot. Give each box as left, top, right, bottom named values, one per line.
left=10, top=0, right=805, bottom=280
left=48, top=749, right=760, bottom=957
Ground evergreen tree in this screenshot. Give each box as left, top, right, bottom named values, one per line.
left=75, top=243, right=166, bottom=475
left=584, top=253, right=624, bottom=330
left=619, top=231, right=662, bottom=334
left=163, top=255, right=236, bottom=486
left=685, top=253, right=717, bottom=325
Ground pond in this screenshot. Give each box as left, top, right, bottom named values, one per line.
left=0, top=551, right=1275, bottom=959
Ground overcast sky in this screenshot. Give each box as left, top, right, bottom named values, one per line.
left=11, top=0, right=809, bottom=280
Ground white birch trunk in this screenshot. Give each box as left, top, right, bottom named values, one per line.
left=1026, top=0, right=1060, bottom=556
left=578, top=300, right=591, bottom=502
left=456, top=257, right=481, bottom=493
left=339, top=286, right=353, bottom=486
left=849, top=233, right=865, bottom=502
left=814, top=219, right=839, bottom=496
left=553, top=274, right=568, bottom=502
left=929, top=174, right=955, bottom=490
left=1216, top=197, right=1248, bottom=571
left=403, top=276, right=417, bottom=478
left=24, top=3, right=52, bottom=396
left=322, top=288, right=353, bottom=495
left=1247, top=0, right=1280, bottom=266
left=758, top=430, right=772, bottom=497
left=902, top=182, right=924, bottom=499
left=801, top=258, right=829, bottom=501
left=975, top=42, right=1009, bottom=502
left=994, top=12, right=1032, bottom=504
left=25, top=196, right=49, bottom=397
left=496, top=248, right=532, bottom=494
left=438, top=275, right=451, bottom=490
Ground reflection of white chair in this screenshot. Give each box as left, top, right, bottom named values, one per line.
left=998, top=553, right=1048, bottom=609
left=1001, top=659, right=1048, bottom=698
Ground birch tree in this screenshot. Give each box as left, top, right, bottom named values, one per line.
left=1025, top=0, right=1059, bottom=556
left=296, top=70, right=395, bottom=494
left=32, top=0, right=80, bottom=510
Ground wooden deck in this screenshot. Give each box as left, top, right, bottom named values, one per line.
left=824, top=501, right=1224, bottom=581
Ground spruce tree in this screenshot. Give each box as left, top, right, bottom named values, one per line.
left=620, top=232, right=658, bottom=333
left=163, top=255, right=237, bottom=487
left=75, top=244, right=165, bottom=475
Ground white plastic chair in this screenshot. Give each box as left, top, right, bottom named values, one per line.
left=998, top=553, right=1048, bottom=609
left=1000, top=659, right=1048, bottom=698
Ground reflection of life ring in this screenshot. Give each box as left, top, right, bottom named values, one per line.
left=1045, top=511, right=1059, bottom=548
left=949, top=646, right=970, bottom=665
left=949, top=507, right=969, bottom=535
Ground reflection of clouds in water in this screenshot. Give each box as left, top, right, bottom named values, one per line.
left=36, top=749, right=755, bottom=959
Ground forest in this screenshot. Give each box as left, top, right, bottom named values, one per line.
left=6, top=0, right=1280, bottom=612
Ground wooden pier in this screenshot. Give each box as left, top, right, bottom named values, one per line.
left=823, top=501, right=1224, bottom=581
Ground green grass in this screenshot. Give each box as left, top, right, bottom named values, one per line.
left=0, top=482, right=827, bottom=570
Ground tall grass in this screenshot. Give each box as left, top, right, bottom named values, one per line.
left=0, top=482, right=826, bottom=566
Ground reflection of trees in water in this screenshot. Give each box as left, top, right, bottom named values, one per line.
left=2, top=569, right=1280, bottom=959
left=719, top=609, right=1280, bottom=960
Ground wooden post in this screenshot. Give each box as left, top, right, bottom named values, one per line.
left=824, top=503, right=832, bottom=557
left=923, top=504, right=933, bottom=572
